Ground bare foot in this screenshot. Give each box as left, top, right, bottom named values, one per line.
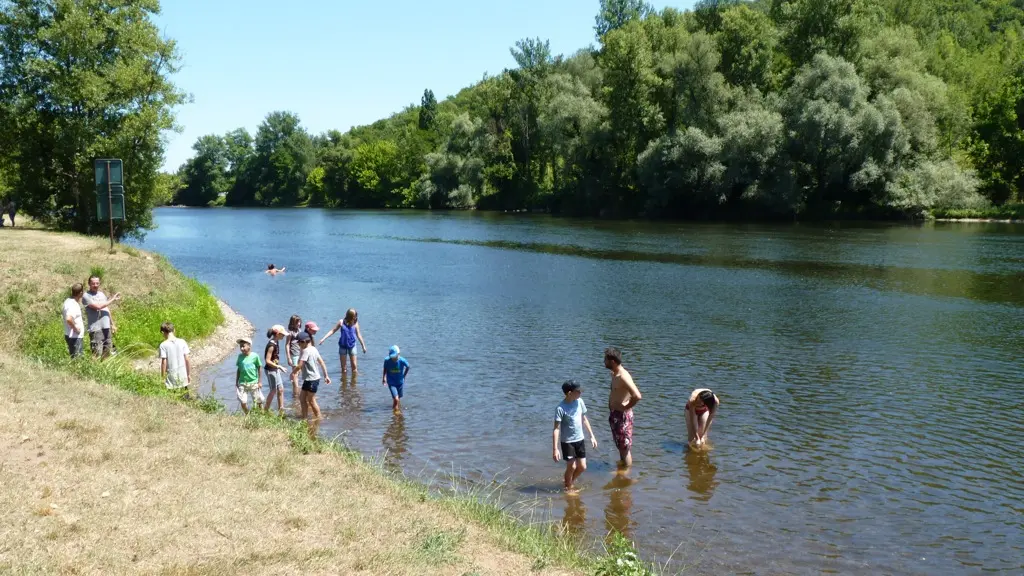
left=565, top=486, right=580, bottom=496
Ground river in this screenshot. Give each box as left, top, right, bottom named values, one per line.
left=138, top=207, right=1024, bottom=575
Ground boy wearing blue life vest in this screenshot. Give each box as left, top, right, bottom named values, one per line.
left=382, top=345, right=410, bottom=411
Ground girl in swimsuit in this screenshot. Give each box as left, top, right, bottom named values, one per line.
left=685, top=388, right=720, bottom=448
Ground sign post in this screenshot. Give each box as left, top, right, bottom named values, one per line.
left=93, top=159, right=125, bottom=249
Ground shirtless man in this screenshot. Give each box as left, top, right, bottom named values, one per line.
left=605, top=347, right=641, bottom=468
left=685, top=388, right=720, bottom=448
left=265, top=264, right=286, bottom=276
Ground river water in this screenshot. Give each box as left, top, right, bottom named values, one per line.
left=138, top=208, right=1024, bottom=575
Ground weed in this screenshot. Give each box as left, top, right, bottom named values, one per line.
left=53, top=263, right=75, bottom=275
left=88, top=265, right=105, bottom=281
left=594, top=532, right=656, bottom=576
left=417, top=528, right=465, bottom=565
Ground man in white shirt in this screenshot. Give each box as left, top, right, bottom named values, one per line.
left=158, top=322, right=192, bottom=392
left=62, top=283, right=85, bottom=358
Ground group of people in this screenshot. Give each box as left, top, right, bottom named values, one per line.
left=62, top=276, right=121, bottom=360
left=552, top=347, right=721, bottom=493
left=60, top=269, right=722, bottom=497
left=230, top=310, right=410, bottom=422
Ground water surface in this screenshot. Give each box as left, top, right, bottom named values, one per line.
left=139, top=208, right=1024, bottom=575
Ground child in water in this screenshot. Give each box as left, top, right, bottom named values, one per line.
left=685, top=388, right=720, bottom=449
left=319, top=308, right=368, bottom=375
left=235, top=337, right=264, bottom=414
left=265, top=264, right=286, bottom=276
left=382, top=345, right=410, bottom=412
left=552, top=380, right=597, bottom=495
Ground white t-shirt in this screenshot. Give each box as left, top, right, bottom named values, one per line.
left=62, top=298, right=84, bottom=338
left=158, top=336, right=191, bottom=389
left=299, top=346, right=322, bottom=382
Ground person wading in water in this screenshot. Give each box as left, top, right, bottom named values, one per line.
left=605, top=347, right=642, bottom=469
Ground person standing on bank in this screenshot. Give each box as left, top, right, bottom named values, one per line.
left=5, top=198, right=15, bottom=227
left=62, top=283, right=85, bottom=358
left=605, top=347, right=642, bottom=469
left=685, top=388, right=720, bottom=448
left=159, top=322, right=191, bottom=393
left=82, top=276, right=120, bottom=359
left=319, top=308, right=368, bottom=375
left=382, top=345, right=410, bottom=412
left=263, top=325, right=288, bottom=414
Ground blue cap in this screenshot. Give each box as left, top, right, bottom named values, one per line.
left=387, top=345, right=400, bottom=359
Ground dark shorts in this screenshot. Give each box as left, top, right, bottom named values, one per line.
left=65, top=336, right=83, bottom=358
left=89, top=328, right=112, bottom=356
left=388, top=384, right=404, bottom=399
left=609, top=409, right=634, bottom=451
left=301, top=379, right=320, bottom=394
left=561, top=440, right=586, bottom=461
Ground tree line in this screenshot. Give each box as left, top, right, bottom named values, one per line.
left=171, top=0, right=1024, bottom=220
left=1, top=1, right=1022, bottom=240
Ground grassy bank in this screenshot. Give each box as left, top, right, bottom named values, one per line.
left=0, top=229, right=655, bottom=575
left=930, top=203, right=1024, bottom=220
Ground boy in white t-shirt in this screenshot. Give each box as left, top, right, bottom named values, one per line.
left=158, top=322, right=192, bottom=393
left=62, top=283, right=85, bottom=358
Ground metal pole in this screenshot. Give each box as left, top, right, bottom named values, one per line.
left=106, top=161, right=114, bottom=250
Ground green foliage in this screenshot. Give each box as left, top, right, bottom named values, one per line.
left=0, top=0, right=185, bottom=239
left=176, top=135, right=230, bottom=206
left=171, top=0, right=1024, bottom=219
left=419, top=89, right=438, bottom=130
left=593, top=532, right=656, bottom=576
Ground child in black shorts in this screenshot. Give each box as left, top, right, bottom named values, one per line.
left=552, top=380, right=598, bottom=495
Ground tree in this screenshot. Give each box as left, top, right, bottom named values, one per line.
left=176, top=135, right=228, bottom=206
left=717, top=5, right=781, bottom=92
left=0, top=0, right=185, bottom=238
left=600, top=21, right=663, bottom=214
left=419, top=89, right=437, bottom=130
left=230, top=111, right=314, bottom=206
left=595, top=0, right=653, bottom=39
left=638, top=128, right=725, bottom=216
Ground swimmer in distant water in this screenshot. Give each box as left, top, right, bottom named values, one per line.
left=265, top=264, right=286, bottom=276
left=685, top=388, right=720, bottom=449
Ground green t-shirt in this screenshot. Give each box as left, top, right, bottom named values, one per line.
left=236, top=352, right=262, bottom=385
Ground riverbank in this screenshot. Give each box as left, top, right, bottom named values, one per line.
left=0, top=229, right=641, bottom=575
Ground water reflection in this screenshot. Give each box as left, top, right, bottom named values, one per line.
left=562, top=494, right=587, bottom=535
left=356, top=234, right=1024, bottom=305
left=381, top=411, right=408, bottom=470
left=604, top=472, right=637, bottom=539
left=685, top=449, right=719, bottom=502
left=337, top=373, right=363, bottom=414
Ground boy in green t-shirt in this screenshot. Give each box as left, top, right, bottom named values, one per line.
left=235, top=337, right=264, bottom=414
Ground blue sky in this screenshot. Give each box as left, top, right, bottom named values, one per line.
left=155, top=0, right=692, bottom=171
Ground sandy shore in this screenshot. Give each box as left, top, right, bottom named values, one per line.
left=133, top=300, right=254, bottom=374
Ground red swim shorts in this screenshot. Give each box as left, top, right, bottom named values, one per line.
left=609, top=409, right=634, bottom=451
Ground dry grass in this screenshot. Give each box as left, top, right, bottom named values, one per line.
left=0, top=351, right=578, bottom=576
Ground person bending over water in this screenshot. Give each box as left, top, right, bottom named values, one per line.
left=265, top=264, right=286, bottom=276
left=605, top=347, right=641, bottom=469
left=685, top=389, right=720, bottom=448
left=319, top=308, right=368, bottom=375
